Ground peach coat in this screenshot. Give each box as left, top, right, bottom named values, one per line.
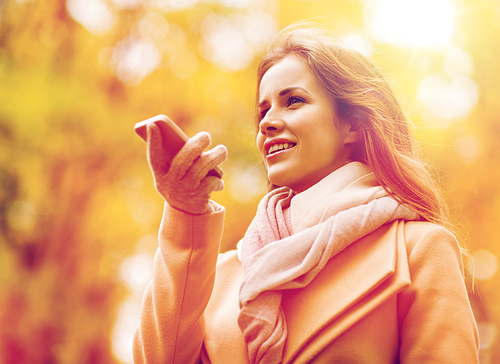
left=133, top=201, right=479, bottom=364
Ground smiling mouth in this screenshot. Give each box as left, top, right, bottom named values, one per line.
left=268, top=143, right=296, bottom=155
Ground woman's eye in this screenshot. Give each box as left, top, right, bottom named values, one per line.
left=287, top=96, right=305, bottom=107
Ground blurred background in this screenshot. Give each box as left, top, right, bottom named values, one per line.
left=0, top=0, right=499, bottom=362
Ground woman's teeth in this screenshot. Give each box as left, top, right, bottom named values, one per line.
left=268, top=143, right=295, bottom=155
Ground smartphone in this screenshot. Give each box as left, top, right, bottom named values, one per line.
left=134, top=114, right=223, bottom=178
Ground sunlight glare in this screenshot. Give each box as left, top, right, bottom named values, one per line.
left=364, top=0, right=456, bottom=47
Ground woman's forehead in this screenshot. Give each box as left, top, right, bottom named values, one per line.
left=258, top=54, right=316, bottom=99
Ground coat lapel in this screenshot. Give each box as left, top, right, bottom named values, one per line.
left=281, top=221, right=410, bottom=363
left=205, top=221, right=410, bottom=364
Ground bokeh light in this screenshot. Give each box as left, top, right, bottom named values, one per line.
left=110, top=37, right=162, bottom=85
left=146, top=0, right=200, bottom=12
left=113, top=253, right=154, bottom=364
left=138, top=11, right=170, bottom=41
left=112, top=298, right=143, bottom=364
left=472, top=250, right=498, bottom=281
left=413, top=43, right=479, bottom=126
left=340, top=32, right=373, bottom=58
left=228, top=161, right=267, bottom=204
left=417, top=73, right=479, bottom=124
left=454, top=134, right=483, bottom=165
left=444, top=46, right=475, bottom=78
left=199, top=11, right=278, bottom=71
left=478, top=322, right=498, bottom=351
left=110, top=0, right=141, bottom=9
left=119, top=253, right=154, bottom=293
left=7, top=200, right=36, bottom=231
left=218, top=0, right=259, bottom=7
left=66, top=0, right=116, bottom=34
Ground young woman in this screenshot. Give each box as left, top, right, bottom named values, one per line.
left=133, top=25, right=479, bottom=364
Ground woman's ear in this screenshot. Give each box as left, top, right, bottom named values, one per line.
left=336, top=102, right=364, bottom=145
left=346, top=123, right=361, bottom=144
left=339, top=116, right=362, bottom=145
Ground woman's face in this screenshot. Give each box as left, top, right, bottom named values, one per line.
left=256, top=54, right=357, bottom=193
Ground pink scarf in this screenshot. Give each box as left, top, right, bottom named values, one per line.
left=237, top=162, right=419, bottom=363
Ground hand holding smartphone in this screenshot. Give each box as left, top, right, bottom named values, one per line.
left=134, top=114, right=223, bottom=179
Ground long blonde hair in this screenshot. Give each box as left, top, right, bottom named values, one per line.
left=256, top=24, right=452, bottom=230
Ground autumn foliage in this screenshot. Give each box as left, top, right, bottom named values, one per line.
left=0, top=0, right=499, bottom=363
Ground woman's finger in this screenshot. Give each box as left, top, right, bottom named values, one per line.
left=147, top=123, right=168, bottom=178
left=187, top=145, right=228, bottom=189
left=170, top=132, right=211, bottom=180
left=199, top=175, right=225, bottom=194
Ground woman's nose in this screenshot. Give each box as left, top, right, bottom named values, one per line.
left=259, top=115, right=285, bottom=136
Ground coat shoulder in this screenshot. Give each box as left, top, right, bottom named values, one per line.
left=401, top=221, right=461, bottom=259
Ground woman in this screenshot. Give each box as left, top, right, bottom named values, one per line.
left=133, top=24, right=479, bottom=364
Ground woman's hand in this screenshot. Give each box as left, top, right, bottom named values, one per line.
left=147, top=123, right=228, bottom=215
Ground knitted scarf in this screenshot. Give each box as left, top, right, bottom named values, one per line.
left=237, top=162, right=419, bottom=364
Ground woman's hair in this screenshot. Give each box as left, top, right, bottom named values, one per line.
left=256, top=23, right=454, bottom=232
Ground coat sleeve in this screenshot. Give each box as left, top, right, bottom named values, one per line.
left=398, top=222, right=479, bottom=363
left=133, top=201, right=225, bottom=364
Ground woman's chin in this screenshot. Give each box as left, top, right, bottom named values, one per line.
left=267, top=173, right=291, bottom=190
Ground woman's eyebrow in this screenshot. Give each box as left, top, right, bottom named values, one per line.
left=279, top=86, right=309, bottom=97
